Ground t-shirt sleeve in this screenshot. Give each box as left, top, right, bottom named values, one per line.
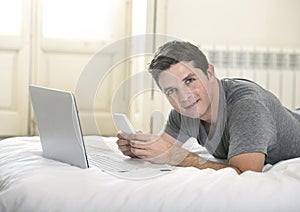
left=164, top=110, right=191, bottom=143
left=227, top=99, right=277, bottom=160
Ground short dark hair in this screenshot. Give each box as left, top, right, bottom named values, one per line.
left=149, top=41, right=209, bottom=84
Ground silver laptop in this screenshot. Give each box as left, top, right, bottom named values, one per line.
left=29, top=85, right=172, bottom=172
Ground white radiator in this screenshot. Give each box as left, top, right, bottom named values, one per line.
left=202, top=46, right=300, bottom=109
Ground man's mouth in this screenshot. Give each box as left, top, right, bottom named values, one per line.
left=183, top=99, right=200, bottom=110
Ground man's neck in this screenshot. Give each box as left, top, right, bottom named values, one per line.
left=202, top=78, right=220, bottom=131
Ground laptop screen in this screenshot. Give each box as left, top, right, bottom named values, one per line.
left=29, top=85, right=89, bottom=169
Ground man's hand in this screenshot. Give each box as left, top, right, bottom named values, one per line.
left=116, top=133, right=137, bottom=158
left=116, top=132, right=189, bottom=165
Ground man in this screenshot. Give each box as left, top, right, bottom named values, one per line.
left=117, top=41, right=300, bottom=174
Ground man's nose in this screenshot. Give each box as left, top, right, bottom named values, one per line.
left=177, top=87, right=193, bottom=103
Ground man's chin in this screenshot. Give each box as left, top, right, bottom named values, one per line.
left=180, top=110, right=201, bottom=119
left=186, top=114, right=200, bottom=119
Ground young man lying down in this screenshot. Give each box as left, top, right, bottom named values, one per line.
left=117, top=41, right=300, bottom=174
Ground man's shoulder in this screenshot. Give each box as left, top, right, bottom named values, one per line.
left=220, top=78, right=261, bottom=94
left=220, top=78, right=265, bottom=106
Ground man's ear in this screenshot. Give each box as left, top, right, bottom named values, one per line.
left=207, top=64, right=215, bottom=79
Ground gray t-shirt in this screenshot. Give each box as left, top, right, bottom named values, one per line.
left=165, top=78, right=300, bottom=164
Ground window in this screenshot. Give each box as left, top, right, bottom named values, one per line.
left=0, top=0, right=22, bottom=36
left=42, top=0, right=118, bottom=40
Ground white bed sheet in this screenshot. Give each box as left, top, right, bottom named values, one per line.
left=0, top=136, right=300, bottom=212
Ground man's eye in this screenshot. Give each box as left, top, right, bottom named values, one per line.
left=166, top=88, right=176, bottom=96
left=186, top=78, right=195, bottom=85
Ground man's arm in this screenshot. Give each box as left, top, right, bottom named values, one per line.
left=117, top=132, right=265, bottom=174
left=229, top=152, right=265, bottom=172
left=178, top=151, right=265, bottom=174
left=169, top=131, right=265, bottom=173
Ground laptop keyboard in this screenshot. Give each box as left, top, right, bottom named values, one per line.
left=88, top=153, right=136, bottom=172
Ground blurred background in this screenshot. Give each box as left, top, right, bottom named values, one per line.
left=0, top=0, right=299, bottom=137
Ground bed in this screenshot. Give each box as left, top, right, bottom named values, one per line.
left=1, top=136, right=300, bottom=212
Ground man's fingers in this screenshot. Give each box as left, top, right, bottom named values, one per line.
left=129, top=140, right=141, bottom=147
left=118, top=132, right=158, bottom=145
left=117, top=132, right=128, bottom=139
left=118, top=142, right=130, bottom=151
left=130, top=147, right=147, bottom=158
left=117, top=138, right=146, bottom=150
left=116, top=138, right=130, bottom=146
left=117, top=139, right=137, bottom=158
left=127, top=133, right=156, bottom=141
left=122, top=150, right=137, bottom=158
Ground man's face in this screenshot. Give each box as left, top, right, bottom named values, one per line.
left=158, top=61, right=215, bottom=120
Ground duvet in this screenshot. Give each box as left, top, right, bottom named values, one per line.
left=0, top=136, right=300, bottom=212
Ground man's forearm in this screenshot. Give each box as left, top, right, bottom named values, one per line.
left=176, top=151, right=241, bottom=174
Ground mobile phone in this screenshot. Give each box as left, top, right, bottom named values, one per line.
left=113, top=113, right=136, bottom=134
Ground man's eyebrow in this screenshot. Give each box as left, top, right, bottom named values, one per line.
left=182, top=73, right=196, bottom=82
left=163, top=86, right=174, bottom=93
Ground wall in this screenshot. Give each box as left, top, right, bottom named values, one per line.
left=163, top=0, right=300, bottom=48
